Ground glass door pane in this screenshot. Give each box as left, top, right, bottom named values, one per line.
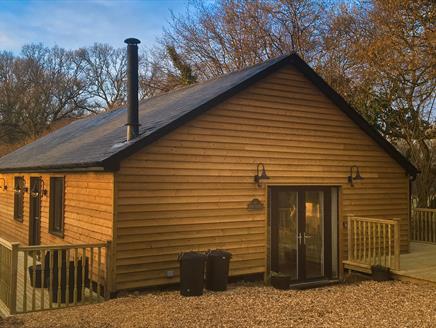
left=304, top=191, right=324, bottom=279
left=277, top=191, right=298, bottom=280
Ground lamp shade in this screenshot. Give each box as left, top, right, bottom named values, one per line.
left=259, top=166, right=270, bottom=180
left=254, top=163, right=270, bottom=187
left=354, top=167, right=364, bottom=180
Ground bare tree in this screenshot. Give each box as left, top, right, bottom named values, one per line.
left=0, top=44, right=88, bottom=142
left=162, top=0, right=327, bottom=80
left=77, top=43, right=128, bottom=111
left=77, top=43, right=164, bottom=111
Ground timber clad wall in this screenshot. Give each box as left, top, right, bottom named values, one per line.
left=114, top=64, right=409, bottom=290
left=0, top=172, right=114, bottom=246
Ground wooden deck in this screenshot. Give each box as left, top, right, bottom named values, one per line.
left=345, top=241, right=436, bottom=284
left=392, top=242, right=436, bottom=284
left=0, top=251, right=101, bottom=317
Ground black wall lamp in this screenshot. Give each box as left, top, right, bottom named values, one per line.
left=40, top=178, right=48, bottom=197
left=30, top=177, right=48, bottom=198
left=14, top=178, right=28, bottom=194
left=0, top=178, right=7, bottom=191
left=348, top=165, right=364, bottom=187
left=254, top=163, right=270, bottom=187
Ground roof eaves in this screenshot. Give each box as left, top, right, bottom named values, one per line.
left=0, top=162, right=110, bottom=174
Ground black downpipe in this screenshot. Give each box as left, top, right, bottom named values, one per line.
left=124, top=38, right=141, bottom=141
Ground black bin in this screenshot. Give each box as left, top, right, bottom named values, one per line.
left=206, top=250, right=231, bottom=291
left=28, top=264, right=45, bottom=288
left=50, top=257, right=90, bottom=303
left=178, top=252, right=207, bottom=296
left=28, top=249, right=66, bottom=289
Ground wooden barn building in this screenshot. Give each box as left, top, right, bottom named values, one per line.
left=0, top=39, right=419, bottom=307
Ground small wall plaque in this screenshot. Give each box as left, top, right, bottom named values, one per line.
left=247, top=198, right=264, bottom=211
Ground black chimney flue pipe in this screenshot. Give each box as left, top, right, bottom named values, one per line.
left=124, top=38, right=141, bottom=141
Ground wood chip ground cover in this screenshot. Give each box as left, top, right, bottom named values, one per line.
left=1, top=280, right=435, bottom=328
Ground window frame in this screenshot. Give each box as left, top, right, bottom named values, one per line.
left=49, top=176, right=65, bottom=238
left=13, top=176, right=25, bottom=222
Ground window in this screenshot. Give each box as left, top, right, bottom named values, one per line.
left=49, top=177, right=65, bottom=236
left=14, top=176, right=24, bottom=222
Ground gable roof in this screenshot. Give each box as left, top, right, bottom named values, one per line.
left=0, top=54, right=418, bottom=176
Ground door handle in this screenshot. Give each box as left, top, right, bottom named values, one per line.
left=304, top=233, right=312, bottom=241
left=297, top=233, right=302, bottom=245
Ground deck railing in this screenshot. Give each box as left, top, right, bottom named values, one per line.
left=0, top=241, right=111, bottom=315
left=0, top=238, right=16, bottom=315
left=411, top=208, right=436, bottom=243
left=344, top=216, right=401, bottom=271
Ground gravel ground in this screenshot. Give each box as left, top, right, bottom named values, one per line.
left=1, top=280, right=435, bottom=328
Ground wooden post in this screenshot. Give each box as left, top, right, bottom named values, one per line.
left=363, top=222, right=367, bottom=264
left=23, top=250, right=27, bottom=312
left=347, top=216, right=353, bottom=262
left=9, top=243, right=19, bottom=315
left=40, top=249, right=45, bottom=310
left=432, top=210, right=436, bottom=243
left=65, top=249, right=70, bottom=307
left=410, top=209, right=414, bottom=241
left=97, top=248, right=101, bottom=301
left=104, top=240, right=112, bottom=300
left=81, top=248, right=86, bottom=305
left=33, top=251, right=37, bottom=310
left=393, top=218, right=401, bottom=270
left=89, top=248, right=94, bottom=303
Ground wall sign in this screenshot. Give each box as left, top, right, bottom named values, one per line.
left=247, top=198, right=264, bottom=211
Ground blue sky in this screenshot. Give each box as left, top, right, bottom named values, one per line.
left=0, top=0, right=190, bottom=53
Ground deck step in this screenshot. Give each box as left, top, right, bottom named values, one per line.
left=289, top=279, right=340, bottom=290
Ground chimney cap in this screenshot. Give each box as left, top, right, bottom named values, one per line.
left=124, top=38, right=141, bottom=45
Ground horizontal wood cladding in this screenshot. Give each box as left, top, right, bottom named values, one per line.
left=0, top=172, right=114, bottom=246
left=114, top=64, right=410, bottom=290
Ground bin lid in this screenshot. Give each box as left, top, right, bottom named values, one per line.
left=178, top=251, right=207, bottom=261
left=207, top=249, right=232, bottom=258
